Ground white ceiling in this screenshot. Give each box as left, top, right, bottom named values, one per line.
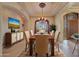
left=18, top=2, right=68, bottom=16
left=0, top=2, right=68, bottom=16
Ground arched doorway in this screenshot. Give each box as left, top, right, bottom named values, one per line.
left=64, top=12, right=79, bottom=40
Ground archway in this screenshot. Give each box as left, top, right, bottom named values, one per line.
left=63, top=12, right=79, bottom=40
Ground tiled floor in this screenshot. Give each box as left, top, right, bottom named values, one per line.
left=2, top=39, right=79, bottom=57
left=60, top=40, right=79, bottom=57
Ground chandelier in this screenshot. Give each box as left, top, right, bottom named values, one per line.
left=39, top=3, right=46, bottom=20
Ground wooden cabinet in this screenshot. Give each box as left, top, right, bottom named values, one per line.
left=4, top=33, right=11, bottom=47
left=4, top=32, right=23, bottom=48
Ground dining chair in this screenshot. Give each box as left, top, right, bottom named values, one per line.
left=54, top=30, right=60, bottom=52
left=30, top=30, right=34, bottom=36
left=50, top=30, right=54, bottom=36
left=24, top=31, right=30, bottom=52
left=34, top=35, right=49, bottom=56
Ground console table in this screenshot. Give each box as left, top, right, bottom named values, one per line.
left=4, top=32, right=23, bottom=48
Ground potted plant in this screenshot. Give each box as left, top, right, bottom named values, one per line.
left=50, top=24, right=56, bottom=33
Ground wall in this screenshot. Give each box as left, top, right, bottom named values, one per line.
left=0, top=16, right=3, bottom=56
left=0, top=6, right=3, bottom=56
left=0, top=4, right=29, bottom=56
left=0, top=3, right=30, bottom=31
left=55, top=3, right=79, bottom=42
left=2, top=7, right=25, bottom=33
left=27, top=16, right=55, bottom=31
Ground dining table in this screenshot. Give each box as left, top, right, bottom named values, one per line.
left=71, top=33, right=79, bottom=54
left=29, top=33, right=54, bottom=56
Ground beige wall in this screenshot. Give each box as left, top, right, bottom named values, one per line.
left=27, top=16, right=55, bottom=31
left=0, top=17, right=2, bottom=56
left=0, top=3, right=30, bottom=31
left=0, top=6, right=3, bottom=56
left=55, top=3, right=79, bottom=42
left=2, top=8, right=24, bottom=33
left=0, top=4, right=29, bottom=33
left=78, top=15, right=79, bottom=33
left=0, top=5, right=29, bottom=56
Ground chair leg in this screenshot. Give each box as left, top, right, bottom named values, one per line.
left=46, top=53, right=48, bottom=57
left=58, top=43, right=60, bottom=52
left=35, top=53, right=38, bottom=57
left=72, top=43, right=76, bottom=54
left=32, top=44, right=35, bottom=55
left=25, top=44, right=27, bottom=52
left=72, top=40, right=78, bottom=54
left=25, top=44, right=29, bottom=52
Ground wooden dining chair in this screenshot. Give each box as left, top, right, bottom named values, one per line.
left=54, top=30, right=60, bottom=52
left=34, top=35, right=49, bottom=56
left=24, top=31, right=30, bottom=52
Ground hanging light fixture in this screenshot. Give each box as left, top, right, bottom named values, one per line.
left=39, top=3, right=46, bottom=20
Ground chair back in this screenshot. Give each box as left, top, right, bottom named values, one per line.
left=35, top=35, right=49, bottom=56
left=23, top=31, right=27, bottom=42
left=30, top=30, right=34, bottom=36
left=50, top=30, right=54, bottom=36
left=24, top=31, right=30, bottom=42
left=54, top=30, right=60, bottom=42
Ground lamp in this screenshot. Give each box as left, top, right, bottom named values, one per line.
left=39, top=3, right=46, bottom=20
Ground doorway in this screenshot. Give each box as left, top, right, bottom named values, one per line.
left=64, top=12, right=79, bottom=40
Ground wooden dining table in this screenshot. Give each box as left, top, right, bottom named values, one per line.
left=29, top=33, right=54, bottom=56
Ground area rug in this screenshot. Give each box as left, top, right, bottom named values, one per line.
left=54, top=48, right=64, bottom=57
left=19, top=48, right=64, bottom=57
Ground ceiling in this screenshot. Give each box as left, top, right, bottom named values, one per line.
left=0, top=2, right=68, bottom=17
left=18, top=2, right=68, bottom=16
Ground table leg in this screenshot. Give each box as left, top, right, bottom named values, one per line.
left=72, top=40, right=78, bottom=54
left=29, top=40, right=33, bottom=56
left=29, top=38, right=35, bottom=56
left=50, top=38, right=54, bottom=56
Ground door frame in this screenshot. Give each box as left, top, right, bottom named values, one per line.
left=63, top=12, right=79, bottom=40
